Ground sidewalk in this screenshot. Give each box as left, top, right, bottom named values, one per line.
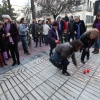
left=0, top=48, right=100, bottom=100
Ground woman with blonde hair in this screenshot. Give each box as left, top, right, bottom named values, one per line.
left=80, top=28, right=99, bottom=63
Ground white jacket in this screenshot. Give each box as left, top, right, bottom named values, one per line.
left=43, top=24, right=50, bottom=35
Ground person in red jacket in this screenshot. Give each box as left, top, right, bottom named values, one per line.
left=62, top=18, right=68, bottom=42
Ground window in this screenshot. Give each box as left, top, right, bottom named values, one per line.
left=86, top=15, right=93, bottom=23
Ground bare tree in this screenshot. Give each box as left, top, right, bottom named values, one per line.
left=30, top=0, right=36, bottom=19
left=36, top=0, right=85, bottom=20
left=7, top=0, right=12, bottom=18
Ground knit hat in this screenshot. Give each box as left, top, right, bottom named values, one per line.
left=2, top=15, right=11, bottom=21
left=52, top=21, right=58, bottom=26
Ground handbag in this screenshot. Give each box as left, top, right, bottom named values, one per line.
left=49, top=52, right=62, bottom=67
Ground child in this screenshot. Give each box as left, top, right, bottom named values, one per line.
left=80, top=29, right=99, bottom=64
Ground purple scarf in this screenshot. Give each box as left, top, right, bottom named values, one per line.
left=4, top=23, right=10, bottom=34
left=4, top=23, right=14, bottom=44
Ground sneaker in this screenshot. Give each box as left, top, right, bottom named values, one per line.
left=62, top=71, right=71, bottom=76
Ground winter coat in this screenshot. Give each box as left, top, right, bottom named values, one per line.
left=55, top=42, right=77, bottom=66
left=35, top=24, right=43, bottom=38
left=0, top=28, right=6, bottom=53
left=47, top=27, right=57, bottom=44
left=74, top=20, right=86, bottom=36
left=80, top=32, right=96, bottom=49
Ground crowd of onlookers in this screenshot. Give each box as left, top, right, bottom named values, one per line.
left=0, top=12, right=100, bottom=68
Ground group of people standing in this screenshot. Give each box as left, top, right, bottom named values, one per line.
left=0, top=12, right=100, bottom=73
left=48, top=13, right=100, bottom=76
left=0, top=15, right=20, bottom=66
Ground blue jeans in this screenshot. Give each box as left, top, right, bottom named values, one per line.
left=94, top=35, right=100, bottom=48
left=44, top=35, right=48, bottom=45
left=62, top=59, right=70, bottom=73
left=20, top=37, right=29, bottom=53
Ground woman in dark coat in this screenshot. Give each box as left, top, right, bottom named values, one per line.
left=0, top=21, right=7, bottom=65
left=74, top=16, right=86, bottom=39
left=80, top=29, right=99, bottom=64
left=2, top=15, right=20, bottom=66
left=47, top=22, right=60, bottom=56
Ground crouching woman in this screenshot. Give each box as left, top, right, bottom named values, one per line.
left=50, top=40, right=83, bottom=76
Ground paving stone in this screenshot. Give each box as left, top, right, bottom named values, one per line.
left=66, top=81, right=82, bottom=92
left=0, top=93, right=7, bottom=100
left=51, top=95, right=60, bottom=100
left=31, top=90, right=44, bottom=100
left=9, top=78, right=17, bottom=87
left=12, top=76, right=21, bottom=85
left=78, top=96, right=86, bottom=100
left=18, top=84, right=29, bottom=95
left=35, top=87, right=49, bottom=100
left=45, top=80, right=59, bottom=90
left=5, top=91, right=14, bottom=100
left=22, top=71, right=31, bottom=78
left=4, top=80, right=13, bottom=90
left=22, top=81, right=33, bottom=91
left=16, top=74, right=24, bottom=82
left=10, top=88, right=20, bottom=100
left=58, top=89, right=77, bottom=100
left=54, top=92, right=67, bottom=100
left=61, top=86, right=78, bottom=100
left=63, top=84, right=80, bottom=95
left=22, top=96, right=28, bottom=100
left=14, top=86, right=24, bottom=98
left=38, top=85, right=53, bottom=97
left=0, top=86, right=3, bottom=95
left=0, top=49, right=100, bottom=100
left=26, top=79, right=37, bottom=88
left=26, top=93, right=36, bottom=100
left=1, top=82, right=8, bottom=92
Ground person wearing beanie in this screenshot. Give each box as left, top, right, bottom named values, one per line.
left=47, top=21, right=60, bottom=56
left=2, top=14, right=20, bottom=66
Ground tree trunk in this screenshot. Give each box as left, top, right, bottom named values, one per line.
left=53, top=14, right=57, bottom=21
left=7, top=0, right=12, bottom=18
left=31, top=0, right=35, bottom=19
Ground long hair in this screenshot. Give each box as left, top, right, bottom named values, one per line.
left=86, top=28, right=99, bottom=40
left=70, top=40, right=83, bottom=51
left=94, top=12, right=100, bottom=24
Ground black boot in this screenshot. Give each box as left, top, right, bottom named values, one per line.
left=12, top=61, right=16, bottom=66
left=34, top=42, right=38, bottom=48
left=62, top=71, right=71, bottom=76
